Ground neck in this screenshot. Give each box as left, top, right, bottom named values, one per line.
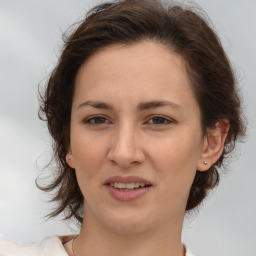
left=75, top=209, right=185, bottom=256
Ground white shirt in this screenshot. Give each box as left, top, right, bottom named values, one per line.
left=0, top=235, right=195, bottom=256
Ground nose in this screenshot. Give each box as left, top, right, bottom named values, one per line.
left=107, top=124, right=145, bottom=168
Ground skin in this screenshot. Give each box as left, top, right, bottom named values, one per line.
left=65, top=40, right=229, bottom=256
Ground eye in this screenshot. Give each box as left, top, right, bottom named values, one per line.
left=146, top=116, right=173, bottom=126
left=84, top=115, right=110, bottom=125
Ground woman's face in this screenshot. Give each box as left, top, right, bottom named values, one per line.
left=68, top=40, right=207, bottom=233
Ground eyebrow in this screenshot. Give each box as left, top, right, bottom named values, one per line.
left=77, top=100, right=184, bottom=112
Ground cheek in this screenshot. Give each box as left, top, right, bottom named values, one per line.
left=71, top=135, right=106, bottom=183
left=154, top=134, right=199, bottom=166
left=73, top=141, right=106, bottom=203
left=149, top=130, right=201, bottom=185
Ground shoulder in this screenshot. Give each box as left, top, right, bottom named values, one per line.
left=0, top=235, right=195, bottom=256
left=0, top=235, right=69, bottom=256
left=184, top=244, right=195, bottom=256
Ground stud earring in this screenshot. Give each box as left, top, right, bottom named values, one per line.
left=203, top=161, right=207, bottom=165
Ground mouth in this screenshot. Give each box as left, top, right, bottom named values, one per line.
left=103, top=175, right=153, bottom=200
left=104, top=175, right=152, bottom=187
left=106, top=182, right=152, bottom=191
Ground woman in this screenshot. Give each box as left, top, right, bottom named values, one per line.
left=0, top=0, right=245, bottom=255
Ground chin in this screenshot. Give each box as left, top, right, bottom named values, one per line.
left=103, top=209, right=155, bottom=234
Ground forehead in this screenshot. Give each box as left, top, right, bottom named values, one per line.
left=73, top=40, right=199, bottom=114
left=77, top=40, right=188, bottom=84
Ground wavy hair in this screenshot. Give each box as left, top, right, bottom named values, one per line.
left=37, top=0, right=246, bottom=224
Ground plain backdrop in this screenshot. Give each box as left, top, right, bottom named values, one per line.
left=0, top=1, right=255, bottom=256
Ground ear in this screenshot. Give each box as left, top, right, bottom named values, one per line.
left=197, top=119, right=230, bottom=171
left=66, top=150, right=75, bottom=169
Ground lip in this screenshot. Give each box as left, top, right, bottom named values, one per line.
left=104, top=185, right=152, bottom=201
left=103, top=175, right=152, bottom=185
left=103, top=176, right=153, bottom=201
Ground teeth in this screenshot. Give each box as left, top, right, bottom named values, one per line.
left=109, top=182, right=147, bottom=189
left=134, top=183, right=140, bottom=188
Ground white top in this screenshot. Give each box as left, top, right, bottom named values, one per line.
left=0, top=235, right=195, bottom=256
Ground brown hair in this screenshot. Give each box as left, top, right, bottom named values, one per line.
left=38, top=0, right=246, bottom=224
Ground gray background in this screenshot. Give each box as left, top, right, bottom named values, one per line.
left=0, top=1, right=255, bottom=255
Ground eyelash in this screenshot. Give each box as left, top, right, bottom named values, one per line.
left=83, top=115, right=173, bottom=126
left=84, top=115, right=110, bottom=125
left=147, top=116, right=173, bottom=125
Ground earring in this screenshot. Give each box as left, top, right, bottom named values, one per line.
left=203, top=160, right=207, bottom=165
